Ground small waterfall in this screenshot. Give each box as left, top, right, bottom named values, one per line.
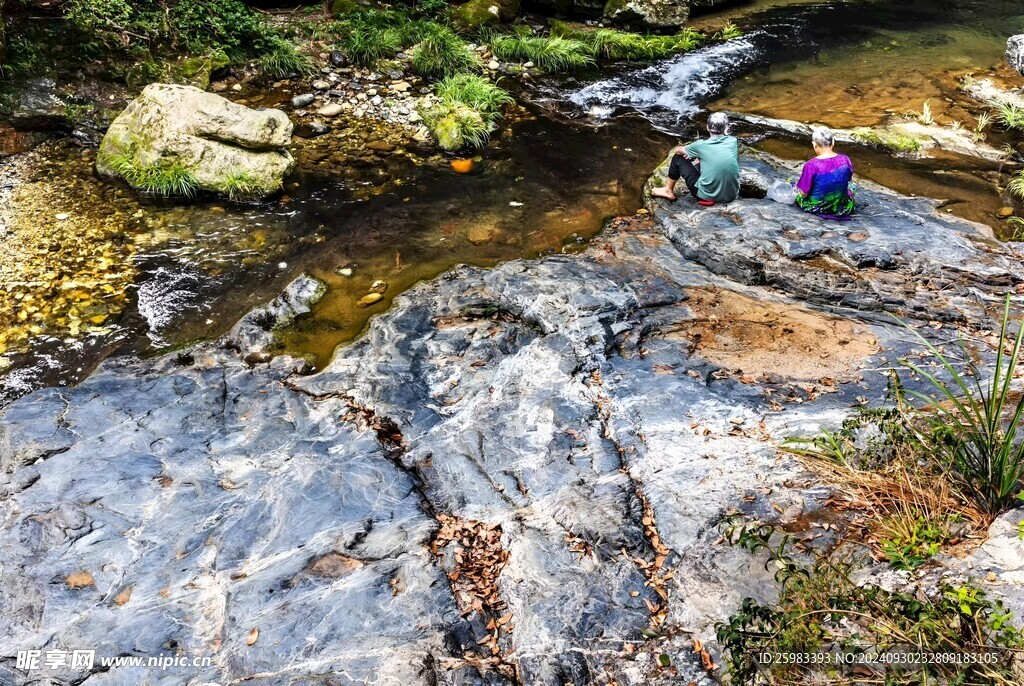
left=568, top=35, right=762, bottom=128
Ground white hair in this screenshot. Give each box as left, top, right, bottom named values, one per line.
left=812, top=126, right=835, bottom=148
left=707, top=112, right=730, bottom=135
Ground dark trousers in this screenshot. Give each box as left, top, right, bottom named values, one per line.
left=668, top=154, right=701, bottom=199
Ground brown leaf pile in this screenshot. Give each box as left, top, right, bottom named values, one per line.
left=432, top=515, right=517, bottom=679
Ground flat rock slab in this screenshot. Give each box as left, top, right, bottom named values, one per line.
left=2, top=158, right=1024, bottom=684
left=645, top=151, right=1021, bottom=324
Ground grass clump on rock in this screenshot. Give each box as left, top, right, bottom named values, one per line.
left=100, top=144, right=199, bottom=198
left=420, top=74, right=511, bottom=151
left=853, top=127, right=923, bottom=154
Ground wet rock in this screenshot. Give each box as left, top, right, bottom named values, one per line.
left=291, top=93, right=316, bottom=108
left=998, top=207, right=1015, bottom=219
left=356, top=292, right=384, bottom=308
left=391, top=81, right=412, bottom=93
left=1008, top=35, right=1024, bottom=76
left=227, top=273, right=327, bottom=356
left=6, top=78, right=69, bottom=132
left=316, top=103, right=344, bottom=117
left=96, top=84, right=295, bottom=199
left=330, top=51, right=349, bottom=68
left=293, top=121, right=330, bottom=138
left=4, top=152, right=1024, bottom=684
left=603, top=0, right=689, bottom=29
left=645, top=150, right=1020, bottom=324
left=312, top=79, right=331, bottom=90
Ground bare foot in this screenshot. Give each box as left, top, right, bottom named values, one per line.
left=651, top=187, right=676, bottom=201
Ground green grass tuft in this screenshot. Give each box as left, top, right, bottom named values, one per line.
left=218, top=171, right=272, bottom=200
left=102, top=144, right=199, bottom=198
left=996, top=102, right=1024, bottom=131
left=434, top=73, right=513, bottom=112
left=489, top=33, right=593, bottom=72
left=713, top=22, right=743, bottom=41
left=257, top=37, right=315, bottom=77
left=411, top=23, right=482, bottom=77
left=548, top=25, right=704, bottom=61
left=420, top=73, right=512, bottom=152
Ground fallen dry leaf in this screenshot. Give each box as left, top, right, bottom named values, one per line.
left=113, top=587, right=133, bottom=606
left=246, top=628, right=259, bottom=646
left=65, top=571, right=95, bottom=589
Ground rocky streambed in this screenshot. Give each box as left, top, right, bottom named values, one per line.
left=3, top=152, right=1024, bottom=685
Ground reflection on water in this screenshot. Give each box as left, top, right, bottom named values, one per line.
left=0, top=114, right=669, bottom=402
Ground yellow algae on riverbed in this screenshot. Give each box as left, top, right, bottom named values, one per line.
left=0, top=141, right=139, bottom=360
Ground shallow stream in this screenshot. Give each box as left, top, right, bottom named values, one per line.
left=2, top=0, right=1022, bottom=402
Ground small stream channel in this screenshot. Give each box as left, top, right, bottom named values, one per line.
left=1, top=0, right=1022, bottom=404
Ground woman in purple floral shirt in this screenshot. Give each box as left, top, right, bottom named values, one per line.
left=795, top=126, right=857, bottom=220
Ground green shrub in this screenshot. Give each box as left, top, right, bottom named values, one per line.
left=256, top=38, right=315, bottom=78
left=434, top=73, right=513, bottom=113
left=713, top=22, right=743, bottom=41
left=420, top=74, right=512, bottom=151
left=489, top=33, right=593, bottom=72
left=411, top=24, right=482, bottom=77
left=422, top=103, right=492, bottom=150
left=900, top=295, right=1024, bottom=515
left=717, top=522, right=1023, bottom=685
left=218, top=171, right=271, bottom=200
left=1007, top=170, right=1024, bottom=201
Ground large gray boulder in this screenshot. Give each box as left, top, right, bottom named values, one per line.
left=1008, top=34, right=1024, bottom=76
left=603, top=0, right=689, bottom=28
left=97, top=83, right=295, bottom=198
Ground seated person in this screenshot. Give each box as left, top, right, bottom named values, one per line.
left=794, top=126, right=856, bottom=219
left=651, top=112, right=739, bottom=206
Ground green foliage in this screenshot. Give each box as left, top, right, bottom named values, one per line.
left=900, top=296, right=1024, bottom=515
left=102, top=143, right=198, bottom=198
left=217, top=171, right=270, bottom=201
left=420, top=73, right=511, bottom=151
left=257, top=37, right=315, bottom=77
left=489, top=33, right=593, bottom=72
left=996, top=102, right=1024, bottom=131
left=7, top=0, right=310, bottom=81
left=852, top=127, right=923, bottom=153
left=876, top=510, right=953, bottom=570
left=411, top=24, right=482, bottom=77
left=714, top=22, right=743, bottom=41
left=434, top=73, right=513, bottom=112
left=1007, top=170, right=1024, bottom=202
left=423, top=103, right=492, bottom=150
left=717, top=523, right=1023, bottom=685
left=549, top=24, right=704, bottom=61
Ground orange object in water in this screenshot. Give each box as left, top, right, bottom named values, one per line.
left=450, top=158, right=475, bottom=174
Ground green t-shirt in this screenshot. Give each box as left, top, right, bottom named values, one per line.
left=684, top=135, right=740, bottom=202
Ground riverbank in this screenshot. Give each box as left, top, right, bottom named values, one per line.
left=3, top=150, right=1024, bottom=684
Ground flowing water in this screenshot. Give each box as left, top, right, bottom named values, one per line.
left=3, top=0, right=1023, bottom=403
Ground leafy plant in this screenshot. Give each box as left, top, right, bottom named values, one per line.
left=1007, top=170, right=1024, bottom=202
left=717, top=522, right=1023, bottom=685
left=905, top=99, right=935, bottom=125
left=976, top=111, right=992, bottom=133
left=877, top=510, right=953, bottom=569
left=218, top=171, right=270, bottom=201
left=489, top=33, right=594, bottom=72
left=714, top=22, right=743, bottom=41
left=550, top=24, right=705, bottom=61
left=420, top=73, right=511, bottom=151
left=434, top=73, right=512, bottom=112
left=996, top=101, right=1024, bottom=131
left=411, top=24, right=482, bottom=77
left=900, top=296, right=1024, bottom=515
left=257, top=37, right=315, bottom=77
left=102, top=144, right=199, bottom=198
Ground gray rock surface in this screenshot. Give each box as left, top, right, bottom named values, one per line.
left=96, top=84, right=295, bottom=198
left=1008, top=35, right=1024, bottom=76
left=646, top=151, right=1020, bottom=324
left=2, top=153, right=1024, bottom=684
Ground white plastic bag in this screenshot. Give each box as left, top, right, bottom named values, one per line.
left=767, top=179, right=798, bottom=204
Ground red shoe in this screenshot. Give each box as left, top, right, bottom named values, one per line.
left=697, top=199, right=715, bottom=207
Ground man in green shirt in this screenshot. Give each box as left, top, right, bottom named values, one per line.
left=651, top=112, right=740, bottom=206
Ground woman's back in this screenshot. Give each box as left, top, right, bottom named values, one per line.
left=796, top=154, right=855, bottom=219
